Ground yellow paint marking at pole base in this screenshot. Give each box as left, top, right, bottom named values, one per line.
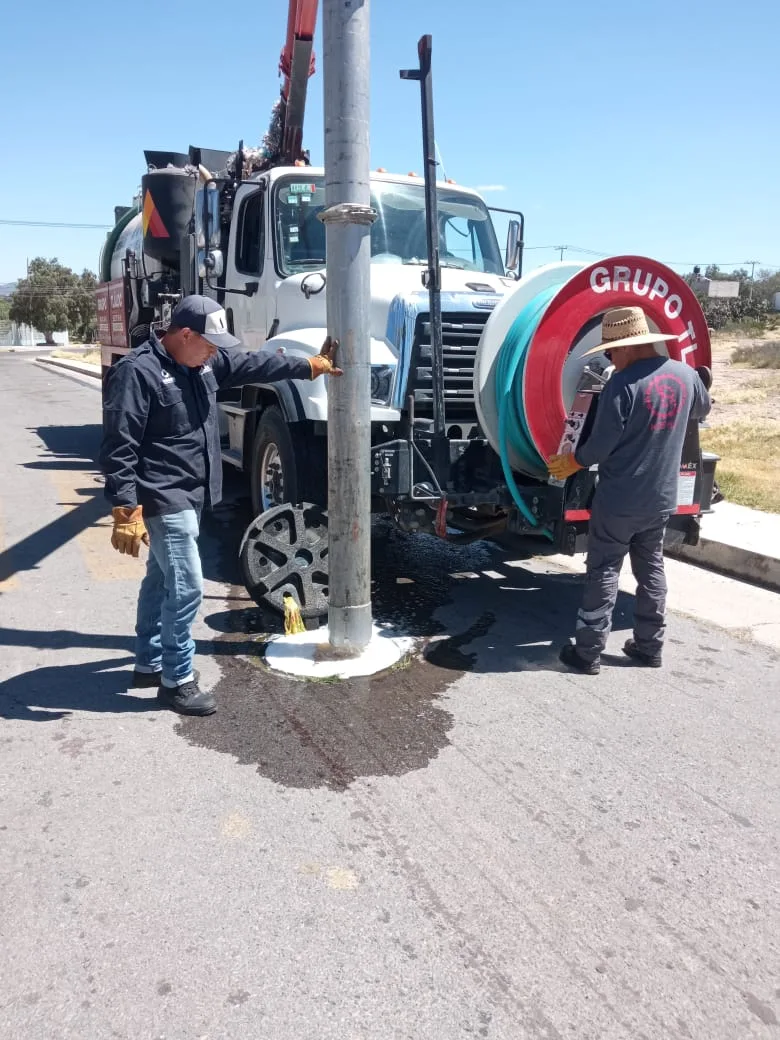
left=46, top=469, right=144, bottom=582
left=298, top=863, right=360, bottom=890
left=326, top=867, right=360, bottom=891
left=220, top=812, right=252, bottom=840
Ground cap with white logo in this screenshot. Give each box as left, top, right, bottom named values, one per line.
left=170, top=295, right=241, bottom=350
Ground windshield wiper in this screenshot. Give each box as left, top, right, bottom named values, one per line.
left=402, top=257, right=469, bottom=271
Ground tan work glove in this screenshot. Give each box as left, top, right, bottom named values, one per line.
left=111, top=506, right=150, bottom=557
left=547, top=453, right=584, bottom=481
left=308, top=336, right=343, bottom=378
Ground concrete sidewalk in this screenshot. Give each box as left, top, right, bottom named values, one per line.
left=36, top=354, right=101, bottom=379
left=669, top=501, right=780, bottom=593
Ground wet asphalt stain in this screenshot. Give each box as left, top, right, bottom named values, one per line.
left=177, top=649, right=455, bottom=791
left=179, top=486, right=505, bottom=789
left=181, top=481, right=637, bottom=787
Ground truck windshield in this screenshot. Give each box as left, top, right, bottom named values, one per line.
left=274, top=176, right=504, bottom=277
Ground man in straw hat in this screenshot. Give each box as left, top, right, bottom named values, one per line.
left=548, top=306, right=711, bottom=675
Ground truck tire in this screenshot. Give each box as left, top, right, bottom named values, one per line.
left=250, top=407, right=325, bottom=516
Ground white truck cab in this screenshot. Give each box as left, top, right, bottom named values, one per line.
left=210, top=167, right=518, bottom=512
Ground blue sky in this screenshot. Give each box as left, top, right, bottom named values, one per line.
left=1, top=0, right=777, bottom=283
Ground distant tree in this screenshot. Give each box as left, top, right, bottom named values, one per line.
left=750, top=269, right=780, bottom=305
left=0, top=297, right=10, bottom=321
left=68, top=270, right=99, bottom=342
left=9, top=258, right=77, bottom=344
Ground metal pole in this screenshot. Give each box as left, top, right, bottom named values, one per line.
left=745, top=260, right=758, bottom=299
left=401, top=36, right=446, bottom=483
left=320, top=0, right=374, bottom=650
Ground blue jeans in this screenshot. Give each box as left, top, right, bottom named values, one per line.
left=135, top=509, right=202, bottom=687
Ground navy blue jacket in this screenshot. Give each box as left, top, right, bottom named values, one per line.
left=99, top=332, right=312, bottom=516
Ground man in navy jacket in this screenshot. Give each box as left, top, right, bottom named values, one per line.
left=100, top=295, right=340, bottom=716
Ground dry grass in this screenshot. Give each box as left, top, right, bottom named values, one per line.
left=701, top=422, right=780, bottom=513
left=714, top=374, right=780, bottom=407
left=51, top=348, right=101, bottom=366
left=731, top=340, right=780, bottom=369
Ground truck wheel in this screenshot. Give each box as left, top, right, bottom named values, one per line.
left=250, top=407, right=325, bottom=516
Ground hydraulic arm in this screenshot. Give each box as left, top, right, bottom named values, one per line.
left=279, top=0, right=319, bottom=163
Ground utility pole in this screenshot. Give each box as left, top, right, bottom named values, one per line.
left=745, top=260, right=759, bottom=299
left=557, top=245, right=567, bottom=261
left=320, top=0, right=374, bottom=651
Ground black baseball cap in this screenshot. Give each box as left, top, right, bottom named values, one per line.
left=170, top=295, right=241, bottom=349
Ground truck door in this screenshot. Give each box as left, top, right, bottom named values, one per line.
left=224, top=183, right=269, bottom=350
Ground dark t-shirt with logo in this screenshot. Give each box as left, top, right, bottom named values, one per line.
left=574, top=356, right=711, bottom=517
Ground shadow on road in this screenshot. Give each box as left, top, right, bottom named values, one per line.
left=0, top=424, right=105, bottom=586
left=0, top=655, right=155, bottom=721
left=0, top=626, right=261, bottom=660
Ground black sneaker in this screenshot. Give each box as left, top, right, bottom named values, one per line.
left=622, top=639, right=662, bottom=668
left=157, top=680, right=216, bottom=716
left=133, top=668, right=199, bottom=689
left=559, top=643, right=600, bottom=675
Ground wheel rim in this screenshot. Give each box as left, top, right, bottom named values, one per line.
left=260, top=443, right=284, bottom=511
left=239, top=503, right=329, bottom=619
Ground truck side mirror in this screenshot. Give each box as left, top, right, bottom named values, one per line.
left=196, top=183, right=222, bottom=251
left=199, top=249, right=224, bottom=279
left=505, top=219, right=521, bottom=275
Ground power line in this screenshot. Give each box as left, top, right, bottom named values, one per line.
left=523, top=244, right=780, bottom=270
left=0, top=219, right=112, bottom=229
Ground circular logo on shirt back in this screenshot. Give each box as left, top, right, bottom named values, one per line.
left=644, top=373, right=689, bottom=431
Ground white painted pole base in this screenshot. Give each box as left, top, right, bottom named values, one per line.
left=264, top=624, right=414, bottom=680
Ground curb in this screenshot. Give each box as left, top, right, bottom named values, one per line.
left=36, top=356, right=101, bottom=380
left=666, top=539, right=780, bottom=595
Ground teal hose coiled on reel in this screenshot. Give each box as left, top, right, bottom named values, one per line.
left=495, top=284, right=559, bottom=530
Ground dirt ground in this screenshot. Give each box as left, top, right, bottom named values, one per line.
left=707, top=332, right=780, bottom=427
left=701, top=330, right=780, bottom=513
left=50, top=347, right=101, bottom=366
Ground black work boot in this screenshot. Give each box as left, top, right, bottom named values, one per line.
left=157, top=680, right=216, bottom=716
left=559, top=643, right=600, bottom=675
left=133, top=668, right=200, bottom=689
left=622, top=639, right=662, bottom=668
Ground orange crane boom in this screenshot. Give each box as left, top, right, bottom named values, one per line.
left=279, top=0, right=319, bottom=163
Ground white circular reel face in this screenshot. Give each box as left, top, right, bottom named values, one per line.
left=473, top=262, right=586, bottom=472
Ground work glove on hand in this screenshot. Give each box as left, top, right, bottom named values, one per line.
left=111, top=506, right=149, bottom=558
left=308, top=337, right=343, bottom=378
left=547, top=453, right=584, bottom=482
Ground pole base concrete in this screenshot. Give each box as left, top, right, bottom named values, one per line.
left=264, top=624, right=414, bottom=680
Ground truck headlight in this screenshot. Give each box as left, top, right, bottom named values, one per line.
left=370, top=365, right=395, bottom=405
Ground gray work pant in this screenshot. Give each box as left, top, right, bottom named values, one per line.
left=576, top=503, right=670, bottom=663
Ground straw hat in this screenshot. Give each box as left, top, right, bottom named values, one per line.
left=581, top=306, right=678, bottom=357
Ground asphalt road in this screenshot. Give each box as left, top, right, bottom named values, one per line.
left=1, top=354, right=778, bottom=1040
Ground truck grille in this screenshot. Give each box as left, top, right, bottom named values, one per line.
left=409, top=311, right=489, bottom=421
